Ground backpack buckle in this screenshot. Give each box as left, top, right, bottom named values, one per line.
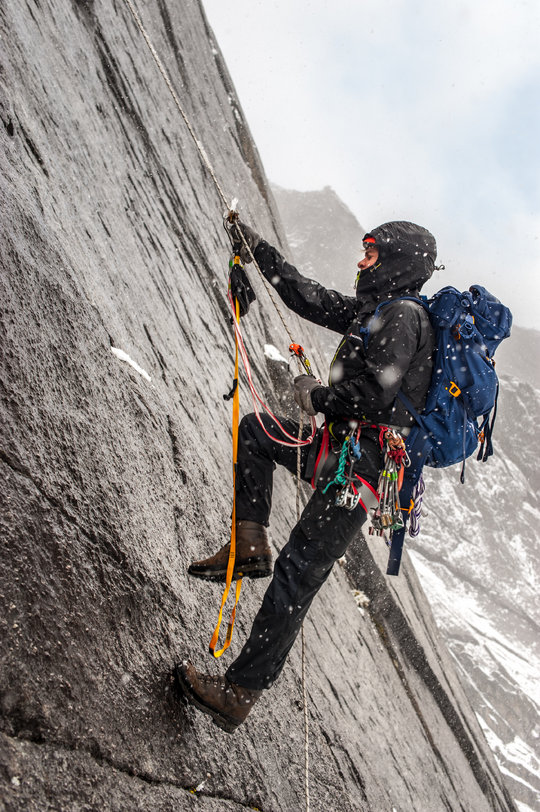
left=448, top=381, right=461, bottom=397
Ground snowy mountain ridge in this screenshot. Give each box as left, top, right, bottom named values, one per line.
left=409, top=372, right=540, bottom=811
left=272, top=184, right=540, bottom=811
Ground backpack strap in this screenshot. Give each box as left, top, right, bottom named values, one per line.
left=477, top=384, right=499, bottom=462
left=396, top=389, right=425, bottom=431
left=398, top=386, right=470, bottom=483
left=360, top=296, right=435, bottom=576
left=359, top=296, right=427, bottom=350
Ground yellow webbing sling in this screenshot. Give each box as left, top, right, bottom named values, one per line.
left=209, top=296, right=243, bottom=657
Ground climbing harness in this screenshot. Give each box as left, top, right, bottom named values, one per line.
left=322, top=423, right=379, bottom=513
left=317, top=421, right=412, bottom=549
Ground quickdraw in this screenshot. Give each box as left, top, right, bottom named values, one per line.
left=370, top=429, right=409, bottom=537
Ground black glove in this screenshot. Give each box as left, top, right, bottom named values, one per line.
left=230, top=220, right=261, bottom=264
left=229, top=263, right=256, bottom=317
left=294, top=375, right=323, bottom=416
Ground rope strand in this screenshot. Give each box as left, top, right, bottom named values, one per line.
left=119, top=4, right=312, bottom=805
left=297, top=414, right=310, bottom=812
left=121, top=0, right=230, bottom=209
left=121, top=0, right=318, bottom=379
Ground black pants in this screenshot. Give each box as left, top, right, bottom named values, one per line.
left=225, top=413, right=379, bottom=691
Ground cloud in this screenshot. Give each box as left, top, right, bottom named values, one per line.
left=203, top=0, right=540, bottom=327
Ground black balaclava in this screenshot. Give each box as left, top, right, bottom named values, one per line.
left=355, top=221, right=437, bottom=309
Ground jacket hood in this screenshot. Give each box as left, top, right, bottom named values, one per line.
left=355, top=220, right=437, bottom=305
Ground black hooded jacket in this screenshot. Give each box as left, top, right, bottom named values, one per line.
left=253, top=220, right=436, bottom=429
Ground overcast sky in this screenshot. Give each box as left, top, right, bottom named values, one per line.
left=202, top=0, right=539, bottom=330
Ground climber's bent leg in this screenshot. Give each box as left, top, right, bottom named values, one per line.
left=188, top=412, right=320, bottom=581
left=225, top=488, right=368, bottom=690
left=235, top=412, right=316, bottom=526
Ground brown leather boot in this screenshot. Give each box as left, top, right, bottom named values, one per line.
left=188, top=520, right=272, bottom=582
left=176, top=661, right=261, bottom=733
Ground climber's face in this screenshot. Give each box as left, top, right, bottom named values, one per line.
left=357, top=246, right=379, bottom=271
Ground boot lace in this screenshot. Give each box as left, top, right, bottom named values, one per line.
left=198, top=672, right=226, bottom=688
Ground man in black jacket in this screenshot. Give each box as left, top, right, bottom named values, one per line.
left=177, top=220, right=436, bottom=733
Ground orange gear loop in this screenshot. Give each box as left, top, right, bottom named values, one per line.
left=209, top=298, right=243, bottom=658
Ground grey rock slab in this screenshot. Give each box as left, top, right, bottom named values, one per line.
left=0, top=0, right=516, bottom=810
left=0, top=731, right=244, bottom=811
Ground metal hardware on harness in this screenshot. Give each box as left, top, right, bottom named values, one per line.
left=370, top=430, right=408, bottom=535
left=324, top=425, right=364, bottom=511
left=335, top=483, right=361, bottom=511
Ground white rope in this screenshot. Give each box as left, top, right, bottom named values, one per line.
left=121, top=0, right=315, bottom=371
left=301, top=626, right=310, bottom=812
left=119, top=5, right=312, bottom=806
left=236, top=228, right=298, bottom=348
left=297, top=414, right=311, bottom=812
left=121, top=0, right=230, bottom=210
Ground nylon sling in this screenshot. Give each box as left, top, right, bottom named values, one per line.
left=209, top=296, right=243, bottom=657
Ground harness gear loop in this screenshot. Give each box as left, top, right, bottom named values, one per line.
left=209, top=297, right=243, bottom=658
left=370, top=429, right=407, bottom=536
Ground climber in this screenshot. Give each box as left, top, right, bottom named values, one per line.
left=177, top=220, right=437, bottom=733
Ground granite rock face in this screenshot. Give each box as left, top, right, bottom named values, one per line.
left=0, top=1, right=516, bottom=810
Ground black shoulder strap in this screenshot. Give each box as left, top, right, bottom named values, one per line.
left=362, top=296, right=427, bottom=349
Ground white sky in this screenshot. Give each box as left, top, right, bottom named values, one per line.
left=202, top=0, right=540, bottom=330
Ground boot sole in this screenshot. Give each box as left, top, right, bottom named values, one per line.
left=175, top=666, right=238, bottom=734
left=188, top=559, right=272, bottom=583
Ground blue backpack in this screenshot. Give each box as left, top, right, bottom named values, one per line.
left=368, top=285, right=512, bottom=575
